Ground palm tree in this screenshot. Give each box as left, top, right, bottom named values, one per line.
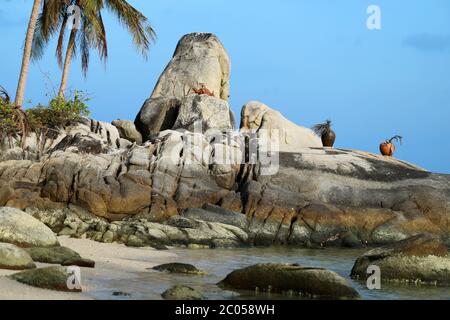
left=15, top=0, right=43, bottom=107
left=32, top=0, right=155, bottom=97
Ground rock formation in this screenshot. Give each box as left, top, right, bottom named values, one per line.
left=112, top=120, right=143, bottom=144
left=219, top=263, right=360, bottom=299
left=10, top=266, right=82, bottom=292
left=135, top=32, right=232, bottom=140
left=0, top=207, right=59, bottom=247
left=152, top=263, right=207, bottom=275
left=162, top=285, right=204, bottom=300
left=240, top=101, right=322, bottom=151
left=0, top=243, right=36, bottom=270
left=0, top=32, right=449, bottom=249
left=351, top=234, right=450, bottom=285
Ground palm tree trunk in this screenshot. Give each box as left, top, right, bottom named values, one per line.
left=15, top=0, right=42, bottom=107
left=58, top=30, right=77, bottom=98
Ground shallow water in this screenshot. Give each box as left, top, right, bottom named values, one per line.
left=88, top=247, right=450, bottom=300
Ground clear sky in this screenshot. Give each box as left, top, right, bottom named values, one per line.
left=1, top=0, right=449, bottom=173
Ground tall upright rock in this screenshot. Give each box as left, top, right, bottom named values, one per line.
left=135, top=33, right=232, bottom=140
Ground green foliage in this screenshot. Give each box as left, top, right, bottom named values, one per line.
left=0, top=91, right=90, bottom=145
left=0, top=99, right=20, bottom=138
left=27, top=91, right=90, bottom=132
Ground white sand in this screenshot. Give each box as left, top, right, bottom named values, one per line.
left=0, top=237, right=177, bottom=300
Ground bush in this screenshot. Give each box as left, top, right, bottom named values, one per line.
left=27, top=91, right=90, bottom=132
left=0, top=91, right=91, bottom=148
left=0, top=99, right=20, bottom=143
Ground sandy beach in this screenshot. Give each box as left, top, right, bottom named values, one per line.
left=0, top=237, right=177, bottom=300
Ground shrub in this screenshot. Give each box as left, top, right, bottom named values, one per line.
left=27, top=91, right=91, bottom=132
left=0, top=90, right=91, bottom=149
left=0, top=99, right=20, bottom=146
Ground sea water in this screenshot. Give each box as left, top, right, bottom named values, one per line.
left=87, top=247, right=450, bottom=300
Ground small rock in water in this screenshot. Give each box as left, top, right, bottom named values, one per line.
left=351, top=234, right=450, bottom=286
left=0, top=243, right=36, bottom=270
left=161, top=285, right=204, bottom=300
left=151, top=263, right=207, bottom=275
left=25, top=246, right=95, bottom=268
left=218, top=263, right=360, bottom=299
left=10, top=266, right=82, bottom=292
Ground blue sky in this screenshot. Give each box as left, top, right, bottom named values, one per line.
left=1, top=0, right=449, bottom=173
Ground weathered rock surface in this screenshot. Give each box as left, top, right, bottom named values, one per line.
left=22, top=206, right=246, bottom=249
left=0, top=243, right=36, bottom=270
left=162, top=285, right=204, bottom=300
left=351, top=234, right=450, bottom=286
left=112, top=120, right=142, bottom=144
left=240, top=101, right=322, bottom=151
left=182, top=205, right=248, bottom=231
left=149, top=33, right=230, bottom=102
left=135, top=97, right=182, bottom=140
left=1, top=33, right=450, bottom=249
left=173, top=94, right=234, bottom=133
left=25, top=246, right=95, bottom=268
left=135, top=32, right=230, bottom=140
left=0, top=207, right=59, bottom=248
left=1, top=117, right=126, bottom=162
left=152, top=263, right=207, bottom=275
left=1, top=134, right=450, bottom=247
left=10, top=266, right=82, bottom=292
left=219, top=263, right=360, bottom=299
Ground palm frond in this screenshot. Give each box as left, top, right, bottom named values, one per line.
left=105, top=0, right=156, bottom=59
left=78, top=16, right=91, bottom=76
left=312, top=120, right=332, bottom=135
left=0, top=86, right=10, bottom=102
left=387, top=135, right=403, bottom=145
left=31, top=15, right=49, bottom=61
left=56, top=14, right=68, bottom=68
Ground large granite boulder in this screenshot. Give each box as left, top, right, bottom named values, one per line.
left=149, top=33, right=230, bottom=102
left=351, top=234, right=450, bottom=285
left=135, top=33, right=231, bottom=140
left=240, top=101, right=322, bottom=151
left=219, top=263, right=360, bottom=299
left=0, top=207, right=59, bottom=247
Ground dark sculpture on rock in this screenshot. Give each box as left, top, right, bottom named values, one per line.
left=312, top=120, right=336, bottom=147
